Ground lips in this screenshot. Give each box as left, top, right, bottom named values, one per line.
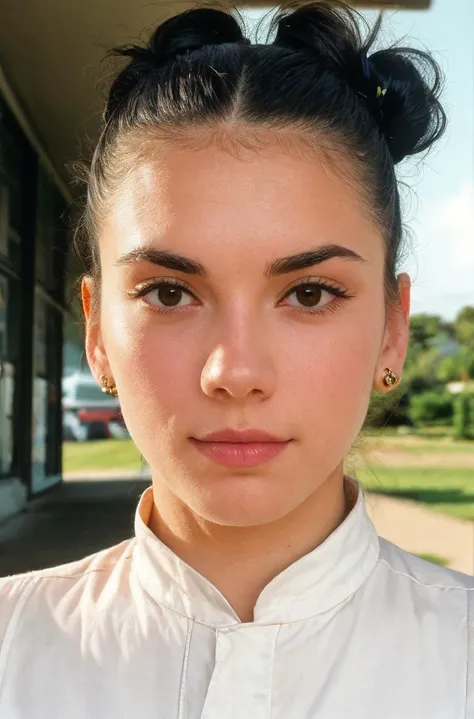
left=195, top=429, right=287, bottom=444
left=189, top=429, right=292, bottom=468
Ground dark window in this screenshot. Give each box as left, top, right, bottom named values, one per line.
left=0, top=274, right=19, bottom=477
left=36, top=165, right=68, bottom=300
left=0, top=108, right=28, bottom=270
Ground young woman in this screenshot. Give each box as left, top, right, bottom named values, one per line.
left=1, top=2, right=473, bottom=717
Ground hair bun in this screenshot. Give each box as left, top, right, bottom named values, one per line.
left=148, top=8, right=247, bottom=63
left=274, top=4, right=360, bottom=70
left=105, top=8, right=247, bottom=122
left=364, top=48, right=446, bottom=164
left=272, top=3, right=446, bottom=164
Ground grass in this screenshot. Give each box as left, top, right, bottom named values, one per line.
left=63, top=439, right=142, bottom=473
left=365, top=426, right=454, bottom=439
left=365, top=425, right=474, bottom=439
left=415, top=553, right=450, bottom=567
left=358, top=466, right=474, bottom=521
left=360, top=433, right=474, bottom=455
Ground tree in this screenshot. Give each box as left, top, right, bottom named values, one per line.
left=403, top=346, right=444, bottom=394
left=409, top=314, right=444, bottom=351
left=436, top=349, right=474, bottom=383
left=454, top=306, right=474, bottom=347
left=436, top=356, right=460, bottom=384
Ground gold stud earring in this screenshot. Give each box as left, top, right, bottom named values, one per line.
left=383, top=368, right=399, bottom=388
left=100, top=375, right=118, bottom=398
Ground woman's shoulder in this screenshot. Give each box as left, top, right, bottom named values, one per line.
left=0, top=538, right=135, bottom=649
left=377, top=536, right=474, bottom=592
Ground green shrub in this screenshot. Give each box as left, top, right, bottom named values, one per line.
left=408, top=391, right=453, bottom=426
left=453, top=393, right=472, bottom=439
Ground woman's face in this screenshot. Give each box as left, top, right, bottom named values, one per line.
left=84, top=136, right=410, bottom=527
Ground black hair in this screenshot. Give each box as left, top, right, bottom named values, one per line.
left=76, top=1, right=446, bottom=305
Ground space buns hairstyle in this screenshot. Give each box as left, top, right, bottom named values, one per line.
left=76, top=1, right=446, bottom=306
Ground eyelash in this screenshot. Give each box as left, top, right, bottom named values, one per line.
left=281, top=277, right=351, bottom=317
left=129, top=277, right=352, bottom=317
left=128, top=278, right=195, bottom=310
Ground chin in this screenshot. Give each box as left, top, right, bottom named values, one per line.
left=187, top=479, right=299, bottom=527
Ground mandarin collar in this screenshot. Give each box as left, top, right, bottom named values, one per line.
left=133, top=479, right=379, bottom=628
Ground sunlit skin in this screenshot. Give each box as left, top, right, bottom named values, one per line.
left=83, top=135, right=410, bottom=621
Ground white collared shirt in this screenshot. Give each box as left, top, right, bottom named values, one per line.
left=1, top=483, right=473, bottom=718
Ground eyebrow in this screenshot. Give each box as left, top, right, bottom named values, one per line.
left=266, top=245, right=366, bottom=277
left=115, top=249, right=207, bottom=275
left=115, top=244, right=365, bottom=277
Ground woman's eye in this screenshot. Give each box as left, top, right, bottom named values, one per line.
left=283, top=283, right=334, bottom=310
left=144, top=283, right=195, bottom=309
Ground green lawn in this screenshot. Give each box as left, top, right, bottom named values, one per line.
left=63, top=440, right=142, bottom=473
left=360, top=434, right=474, bottom=455
left=365, top=426, right=474, bottom=440
left=415, top=553, right=450, bottom=567
left=358, top=466, right=474, bottom=521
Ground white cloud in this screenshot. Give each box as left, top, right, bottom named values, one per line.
left=430, top=184, right=474, bottom=270
left=404, top=184, right=474, bottom=318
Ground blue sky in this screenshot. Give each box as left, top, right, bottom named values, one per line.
left=244, top=0, right=474, bottom=320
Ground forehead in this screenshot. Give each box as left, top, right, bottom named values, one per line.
left=103, top=138, right=382, bottom=265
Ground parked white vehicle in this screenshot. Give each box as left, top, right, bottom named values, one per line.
left=62, top=372, right=125, bottom=441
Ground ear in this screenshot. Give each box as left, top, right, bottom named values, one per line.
left=82, top=277, right=109, bottom=381
left=373, top=273, right=411, bottom=393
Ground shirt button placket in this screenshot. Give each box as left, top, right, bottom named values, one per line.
left=200, top=625, right=279, bottom=719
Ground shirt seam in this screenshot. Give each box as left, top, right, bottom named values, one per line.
left=0, top=576, right=38, bottom=698
left=267, top=625, right=281, bottom=719
left=177, top=617, right=193, bottom=719
left=1, top=552, right=134, bottom=584
left=377, top=557, right=474, bottom=592
left=467, top=591, right=474, bottom=718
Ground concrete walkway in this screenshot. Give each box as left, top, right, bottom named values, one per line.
left=0, top=478, right=148, bottom=577
left=366, top=492, right=474, bottom=574
left=1, top=474, right=473, bottom=577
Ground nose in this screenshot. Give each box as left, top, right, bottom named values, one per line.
left=200, top=316, right=277, bottom=403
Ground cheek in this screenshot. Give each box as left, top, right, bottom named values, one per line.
left=280, top=299, right=384, bottom=434
left=284, top=302, right=383, bottom=385
left=100, top=294, right=199, bottom=418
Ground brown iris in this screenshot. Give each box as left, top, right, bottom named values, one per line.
left=293, top=285, right=322, bottom=308
left=157, top=286, right=183, bottom=307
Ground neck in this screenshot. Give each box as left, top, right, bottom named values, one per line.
left=149, top=466, right=350, bottom=622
